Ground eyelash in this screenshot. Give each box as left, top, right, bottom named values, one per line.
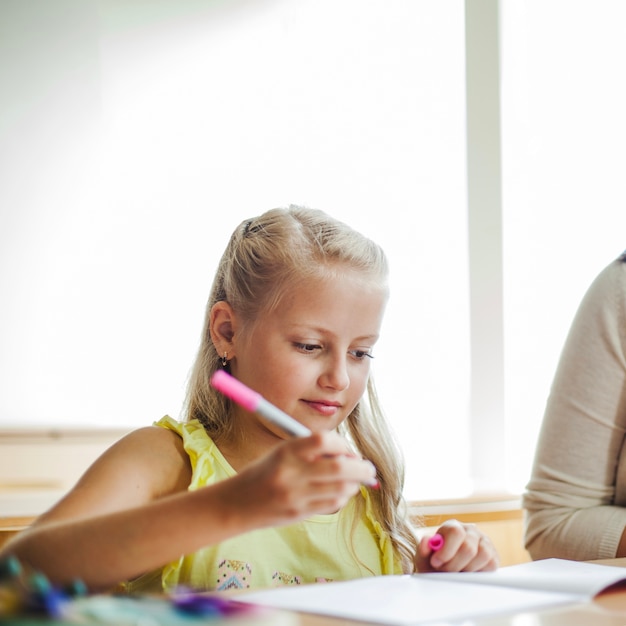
left=351, top=350, right=374, bottom=360
left=294, top=342, right=321, bottom=353
left=293, top=343, right=374, bottom=360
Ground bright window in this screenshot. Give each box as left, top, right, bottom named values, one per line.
left=0, top=1, right=470, bottom=500
left=501, top=0, right=626, bottom=493
left=4, top=1, right=625, bottom=502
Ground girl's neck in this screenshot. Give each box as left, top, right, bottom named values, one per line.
left=217, top=427, right=282, bottom=472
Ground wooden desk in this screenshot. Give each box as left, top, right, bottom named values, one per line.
left=291, top=559, right=626, bottom=626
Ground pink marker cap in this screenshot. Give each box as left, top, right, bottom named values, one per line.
left=428, top=533, right=444, bottom=551
left=211, top=370, right=261, bottom=412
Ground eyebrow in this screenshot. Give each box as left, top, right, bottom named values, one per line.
left=286, top=324, right=379, bottom=343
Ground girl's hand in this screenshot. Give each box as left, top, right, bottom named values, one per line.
left=414, top=520, right=499, bottom=573
left=218, top=431, right=377, bottom=530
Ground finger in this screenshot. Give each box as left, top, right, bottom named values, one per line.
left=295, top=431, right=356, bottom=460
left=433, top=538, right=481, bottom=571
left=309, top=454, right=378, bottom=487
left=458, top=536, right=500, bottom=572
left=431, top=524, right=499, bottom=572
left=265, top=444, right=372, bottom=494
left=426, top=520, right=466, bottom=565
left=414, top=536, right=439, bottom=573
left=421, top=521, right=478, bottom=571
left=306, top=483, right=363, bottom=512
left=297, top=432, right=379, bottom=487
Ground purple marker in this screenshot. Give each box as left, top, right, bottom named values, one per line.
left=211, top=370, right=312, bottom=438
left=428, top=533, right=444, bottom=551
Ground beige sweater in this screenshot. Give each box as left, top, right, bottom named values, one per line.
left=523, top=253, right=626, bottom=560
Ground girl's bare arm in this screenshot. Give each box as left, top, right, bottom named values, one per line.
left=1, top=426, right=201, bottom=590
left=1, top=429, right=374, bottom=591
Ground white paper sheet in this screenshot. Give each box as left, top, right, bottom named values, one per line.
left=238, top=573, right=581, bottom=625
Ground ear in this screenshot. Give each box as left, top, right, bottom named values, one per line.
left=209, top=301, right=237, bottom=358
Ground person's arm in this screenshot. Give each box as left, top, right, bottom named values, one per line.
left=0, top=426, right=201, bottom=590
left=0, top=427, right=375, bottom=591
left=617, top=525, right=626, bottom=556
left=523, top=258, right=626, bottom=561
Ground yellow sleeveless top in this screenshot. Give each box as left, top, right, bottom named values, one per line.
left=127, top=415, right=400, bottom=592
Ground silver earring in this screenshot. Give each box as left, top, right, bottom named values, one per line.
left=221, top=352, right=228, bottom=367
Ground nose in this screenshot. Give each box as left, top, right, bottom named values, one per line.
left=319, top=354, right=350, bottom=391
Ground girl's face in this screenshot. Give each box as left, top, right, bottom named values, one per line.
left=230, top=271, right=388, bottom=440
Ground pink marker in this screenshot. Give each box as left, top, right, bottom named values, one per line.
left=211, top=370, right=312, bottom=438
left=211, top=370, right=379, bottom=489
left=428, top=533, right=444, bottom=551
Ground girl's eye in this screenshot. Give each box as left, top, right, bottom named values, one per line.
left=294, top=342, right=321, bottom=353
left=350, top=349, right=374, bottom=360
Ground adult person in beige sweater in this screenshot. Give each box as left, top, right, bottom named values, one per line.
left=523, top=250, right=626, bottom=561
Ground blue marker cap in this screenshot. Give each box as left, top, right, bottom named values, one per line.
left=0, top=555, right=22, bottom=580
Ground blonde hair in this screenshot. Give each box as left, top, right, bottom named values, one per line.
left=184, top=205, right=419, bottom=573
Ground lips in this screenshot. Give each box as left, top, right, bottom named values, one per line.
left=302, top=399, right=341, bottom=416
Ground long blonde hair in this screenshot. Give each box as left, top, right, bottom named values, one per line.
left=184, top=205, right=419, bottom=572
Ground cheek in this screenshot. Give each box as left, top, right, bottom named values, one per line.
left=260, top=361, right=309, bottom=404
left=348, top=366, right=371, bottom=398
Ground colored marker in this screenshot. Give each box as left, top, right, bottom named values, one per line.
left=0, top=555, right=23, bottom=617
left=0, top=556, right=81, bottom=619
left=211, top=370, right=379, bottom=488
left=211, top=370, right=312, bottom=437
left=172, top=590, right=267, bottom=617
left=428, top=533, right=444, bottom=551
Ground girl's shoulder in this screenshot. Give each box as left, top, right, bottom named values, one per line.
left=113, top=420, right=186, bottom=458
left=153, top=416, right=235, bottom=485
left=33, top=423, right=192, bottom=525
left=153, top=414, right=201, bottom=438
left=81, top=421, right=193, bottom=500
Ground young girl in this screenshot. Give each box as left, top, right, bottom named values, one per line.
left=1, top=206, right=498, bottom=592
